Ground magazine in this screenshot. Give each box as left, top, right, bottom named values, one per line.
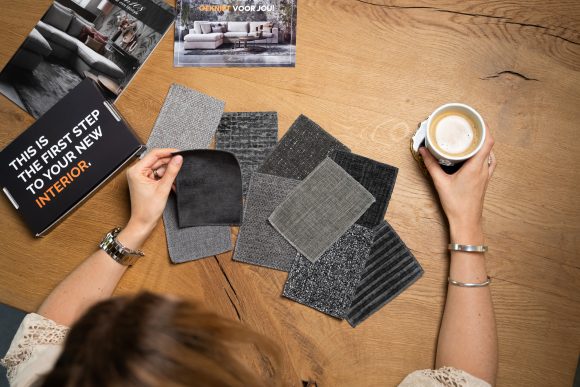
left=174, top=0, right=297, bottom=67
left=0, top=0, right=174, bottom=119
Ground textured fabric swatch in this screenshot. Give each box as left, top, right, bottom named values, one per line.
left=347, top=221, right=424, bottom=327
left=269, top=158, right=375, bottom=262
left=257, top=114, right=351, bottom=180
left=233, top=173, right=299, bottom=271
left=145, top=84, right=231, bottom=263
left=215, top=112, right=278, bottom=195
left=175, top=150, right=243, bottom=227
left=282, top=224, right=374, bottom=318
left=330, top=150, right=399, bottom=227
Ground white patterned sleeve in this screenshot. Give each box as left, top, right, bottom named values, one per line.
left=399, top=366, right=492, bottom=387
left=0, top=313, right=69, bottom=387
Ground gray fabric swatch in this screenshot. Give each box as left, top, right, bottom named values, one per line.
left=146, top=84, right=231, bottom=263
left=233, top=173, right=299, bottom=271
left=257, top=114, right=351, bottom=180
left=282, top=224, right=374, bottom=319
left=215, top=112, right=278, bottom=195
left=269, top=158, right=375, bottom=262
left=347, top=221, right=424, bottom=327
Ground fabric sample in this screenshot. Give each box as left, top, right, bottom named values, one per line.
left=330, top=150, right=399, bottom=227
left=175, top=150, right=243, bottom=227
left=282, top=224, right=374, bottom=318
left=233, top=173, right=299, bottom=272
left=269, top=158, right=375, bottom=262
left=146, top=84, right=231, bottom=263
left=257, top=114, right=351, bottom=180
left=215, top=112, right=278, bottom=195
left=347, top=221, right=424, bottom=327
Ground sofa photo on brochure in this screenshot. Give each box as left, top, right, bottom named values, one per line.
left=174, top=0, right=297, bottom=68
left=0, top=0, right=173, bottom=119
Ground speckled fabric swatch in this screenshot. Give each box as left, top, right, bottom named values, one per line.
left=145, top=84, right=231, bottom=263
left=257, top=114, right=351, bottom=180
left=215, top=112, right=278, bottom=195
left=347, top=221, right=423, bottom=327
left=282, top=224, right=374, bottom=319
left=233, top=173, right=299, bottom=271
left=330, top=150, right=399, bottom=228
left=269, top=158, right=375, bottom=262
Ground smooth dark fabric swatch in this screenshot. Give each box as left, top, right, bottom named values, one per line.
left=257, top=114, right=351, bottom=180
left=330, top=150, right=399, bottom=228
left=347, top=221, right=424, bottom=327
left=269, top=158, right=375, bottom=262
left=233, top=173, right=299, bottom=272
left=282, top=224, right=374, bottom=319
left=215, top=112, right=278, bottom=195
left=175, top=150, right=243, bottom=227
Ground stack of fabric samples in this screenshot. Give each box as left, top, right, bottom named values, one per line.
left=146, top=83, right=423, bottom=327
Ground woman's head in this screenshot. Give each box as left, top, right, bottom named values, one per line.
left=40, top=292, right=280, bottom=387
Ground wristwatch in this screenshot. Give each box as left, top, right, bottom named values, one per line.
left=99, top=227, right=144, bottom=266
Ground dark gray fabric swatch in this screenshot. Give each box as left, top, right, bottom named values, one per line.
left=269, top=158, right=375, bottom=262
left=215, top=112, right=278, bottom=195
left=175, top=150, right=243, bottom=227
left=282, top=224, right=374, bottom=319
left=145, top=84, right=231, bottom=263
left=257, top=114, right=351, bottom=180
left=330, top=150, right=398, bottom=228
left=347, top=221, right=424, bottom=327
left=233, top=173, right=299, bottom=272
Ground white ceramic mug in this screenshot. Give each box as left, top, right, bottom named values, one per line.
left=411, top=103, right=486, bottom=166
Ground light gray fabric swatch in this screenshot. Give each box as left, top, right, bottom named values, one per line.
left=233, top=173, right=299, bottom=272
left=269, top=158, right=375, bottom=262
left=282, top=224, right=374, bottom=319
left=146, top=83, right=231, bottom=263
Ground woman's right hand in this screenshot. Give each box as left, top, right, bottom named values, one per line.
left=419, top=133, right=497, bottom=242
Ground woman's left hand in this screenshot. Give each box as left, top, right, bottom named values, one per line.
left=125, top=148, right=183, bottom=234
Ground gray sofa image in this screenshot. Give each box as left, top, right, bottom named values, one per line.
left=184, top=21, right=279, bottom=50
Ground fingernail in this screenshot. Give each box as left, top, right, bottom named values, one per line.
left=173, top=155, right=183, bottom=165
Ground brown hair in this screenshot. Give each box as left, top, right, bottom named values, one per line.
left=39, top=292, right=280, bottom=387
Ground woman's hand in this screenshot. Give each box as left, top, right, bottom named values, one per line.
left=125, top=148, right=183, bottom=235
left=419, top=133, right=496, bottom=243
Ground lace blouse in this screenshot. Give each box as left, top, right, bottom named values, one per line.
left=1, top=313, right=491, bottom=387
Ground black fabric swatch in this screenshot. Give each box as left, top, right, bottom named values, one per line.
left=330, top=150, right=398, bottom=228
left=174, top=150, right=243, bottom=227
left=347, top=220, right=423, bottom=327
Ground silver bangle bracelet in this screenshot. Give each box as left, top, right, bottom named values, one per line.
left=448, top=276, right=492, bottom=288
left=448, top=243, right=488, bottom=253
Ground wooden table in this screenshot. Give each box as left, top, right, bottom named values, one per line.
left=1, top=1, right=579, bottom=386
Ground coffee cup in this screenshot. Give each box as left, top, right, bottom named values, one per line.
left=411, top=103, right=486, bottom=166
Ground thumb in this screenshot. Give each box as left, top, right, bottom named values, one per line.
left=419, top=147, right=447, bottom=183
left=159, top=155, right=183, bottom=194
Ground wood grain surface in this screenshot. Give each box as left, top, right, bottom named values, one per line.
left=1, top=1, right=579, bottom=386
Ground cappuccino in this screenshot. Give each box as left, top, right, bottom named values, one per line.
left=429, top=111, right=481, bottom=157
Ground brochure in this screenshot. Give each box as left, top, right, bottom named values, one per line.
left=174, top=0, right=297, bottom=67
left=0, top=79, right=144, bottom=236
left=0, top=0, right=174, bottom=119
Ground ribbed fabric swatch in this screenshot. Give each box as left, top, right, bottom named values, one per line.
left=282, top=224, right=374, bottom=318
left=269, top=158, right=375, bottom=262
left=145, top=84, right=231, bottom=263
left=215, top=112, right=278, bottom=195
left=347, top=221, right=423, bottom=327
left=258, top=114, right=351, bottom=180
left=233, top=173, right=299, bottom=272
left=330, top=150, right=399, bottom=228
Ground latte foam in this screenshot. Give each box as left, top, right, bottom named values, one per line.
left=430, top=112, right=479, bottom=156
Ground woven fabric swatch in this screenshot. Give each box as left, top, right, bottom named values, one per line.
left=145, top=84, right=231, bottom=263
left=215, top=112, right=278, bottom=195
left=269, top=158, right=375, bottom=262
left=330, top=150, right=399, bottom=227
left=233, top=173, right=299, bottom=272
left=257, top=114, right=351, bottom=180
left=347, top=221, right=423, bottom=327
left=282, top=224, right=374, bottom=319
